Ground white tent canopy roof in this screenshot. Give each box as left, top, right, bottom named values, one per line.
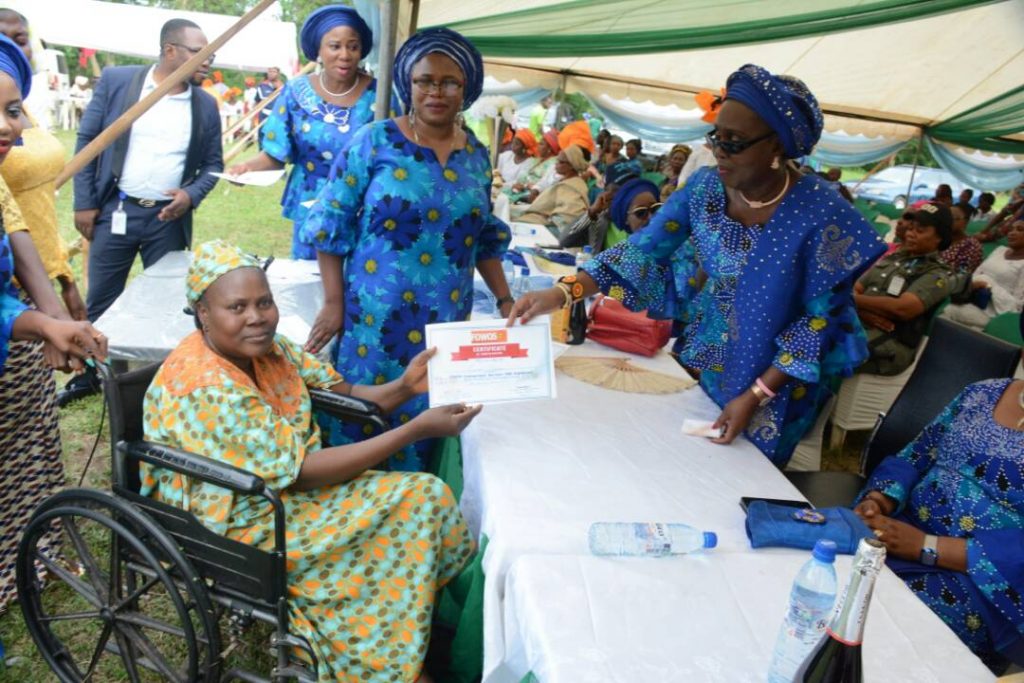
left=9, top=0, right=300, bottom=74
left=415, top=0, right=1024, bottom=139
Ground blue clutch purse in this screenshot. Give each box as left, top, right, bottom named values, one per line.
left=745, top=501, right=873, bottom=554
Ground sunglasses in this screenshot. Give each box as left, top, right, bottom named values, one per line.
left=705, top=130, right=774, bottom=156
left=630, top=203, right=664, bottom=220
left=172, top=42, right=215, bottom=62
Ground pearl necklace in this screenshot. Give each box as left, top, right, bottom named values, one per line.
left=739, top=171, right=791, bottom=209
left=319, top=70, right=360, bottom=99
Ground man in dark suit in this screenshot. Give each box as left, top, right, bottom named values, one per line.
left=64, top=18, right=222, bottom=403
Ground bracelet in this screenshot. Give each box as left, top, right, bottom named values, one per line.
left=557, top=275, right=586, bottom=304
left=755, top=377, right=777, bottom=399
left=554, top=282, right=573, bottom=308
left=749, top=384, right=771, bottom=407
left=495, top=295, right=515, bottom=308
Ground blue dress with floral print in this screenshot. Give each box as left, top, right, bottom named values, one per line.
left=860, top=379, right=1024, bottom=668
left=583, top=168, right=885, bottom=466
left=0, top=233, right=27, bottom=374
left=261, top=76, right=396, bottom=259
left=300, top=119, right=510, bottom=470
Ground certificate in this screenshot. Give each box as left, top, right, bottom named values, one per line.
left=425, top=317, right=556, bottom=407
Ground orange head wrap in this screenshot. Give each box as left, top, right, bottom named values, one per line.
left=514, top=128, right=539, bottom=157
left=696, top=88, right=726, bottom=124
left=557, top=121, right=595, bottom=156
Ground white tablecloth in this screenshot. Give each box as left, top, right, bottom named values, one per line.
left=459, top=343, right=992, bottom=682
left=94, top=251, right=324, bottom=361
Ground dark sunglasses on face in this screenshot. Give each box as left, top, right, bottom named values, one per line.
left=630, top=203, right=664, bottom=220
left=172, top=42, right=214, bottom=62
left=705, top=129, right=775, bottom=156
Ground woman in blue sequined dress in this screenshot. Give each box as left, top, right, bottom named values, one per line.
left=509, top=64, right=885, bottom=467
left=227, top=6, right=395, bottom=259
left=300, top=28, right=512, bottom=471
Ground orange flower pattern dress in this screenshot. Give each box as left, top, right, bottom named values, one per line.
left=141, top=331, right=475, bottom=681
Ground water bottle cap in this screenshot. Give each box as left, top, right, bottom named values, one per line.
left=812, top=539, right=838, bottom=563
left=583, top=245, right=593, bottom=253
left=520, top=267, right=530, bottom=275
left=703, top=531, right=718, bottom=549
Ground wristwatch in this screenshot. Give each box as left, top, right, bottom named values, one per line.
left=495, top=295, right=515, bottom=309
left=919, top=534, right=939, bottom=566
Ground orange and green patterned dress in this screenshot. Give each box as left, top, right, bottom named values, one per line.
left=142, top=331, right=474, bottom=682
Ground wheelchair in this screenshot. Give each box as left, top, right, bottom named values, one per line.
left=16, top=361, right=389, bottom=682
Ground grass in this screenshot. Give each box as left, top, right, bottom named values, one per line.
left=0, top=130, right=289, bottom=681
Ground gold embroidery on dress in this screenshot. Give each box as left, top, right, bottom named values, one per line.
left=816, top=224, right=863, bottom=273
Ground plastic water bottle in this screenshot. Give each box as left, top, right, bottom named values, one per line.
left=767, top=539, right=839, bottom=683
left=512, top=266, right=531, bottom=299
left=502, top=256, right=516, bottom=289
left=588, top=522, right=717, bottom=557
left=575, top=245, right=593, bottom=269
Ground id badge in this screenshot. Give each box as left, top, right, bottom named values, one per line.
left=886, top=274, right=906, bottom=296
left=111, top=206, right=127, bottom=236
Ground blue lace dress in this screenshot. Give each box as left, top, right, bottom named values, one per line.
left=301, top=119, right=510, bottom=470
left=583, top=168, right=884, bottom=465
left=861, top=379, right=1024, bottom=667
left=261, top=76, right=395, bottom=259
left=0, top=233, right=27, bottom=373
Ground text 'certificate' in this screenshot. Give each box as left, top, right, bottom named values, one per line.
left=425, top=316, right=557, bottom=407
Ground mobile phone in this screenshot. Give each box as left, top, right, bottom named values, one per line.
left=740, top=496, right=812, bottom=513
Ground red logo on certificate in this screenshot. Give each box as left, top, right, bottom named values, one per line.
left=452, top=330, right=530, bottom=360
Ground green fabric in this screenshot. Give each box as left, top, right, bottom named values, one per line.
left=984, top=312, right=1024, bottom=345
left=428, top=437, right=486, bottom=683
left=927, top=83, right=1024, bottom=154
left=641, top=171, right=666, bottom=186
left=435, top=0, right=993, bottom=58
left=519, top=673, right=540, bottom=683
left=603, top=221, right=628, bottom=250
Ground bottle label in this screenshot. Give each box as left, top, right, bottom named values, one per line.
left=634, top=523, right=672, bottom=556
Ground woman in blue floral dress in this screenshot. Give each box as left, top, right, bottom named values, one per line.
left=228, top=6, right=395, bottom=259
left=301, top=28, right=512, bottom=470
left=855, top=344, right=1024, bottom=671
left=510, top=64, right=885, bottom=467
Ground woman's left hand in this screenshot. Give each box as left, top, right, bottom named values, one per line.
left=498, top=300, right=514, bottom=319
left=861, top=513, right=926, bottom=562
left=401, top=347, right=437, bottom=395
left=711, top=390, right=760, bottom=444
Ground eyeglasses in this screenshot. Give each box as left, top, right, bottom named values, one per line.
left=171, top=43, right=215, bottom=62
left=412, top=77, right=464, bottom=95
left=630, top=203, right=664, bottom=220
left=705, top=130, right=774, bottom=156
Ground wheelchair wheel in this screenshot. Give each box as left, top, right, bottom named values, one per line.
left=17, top=489, right=222, bottom=682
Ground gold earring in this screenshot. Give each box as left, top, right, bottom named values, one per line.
left=771, top=157, right=780, bottom=170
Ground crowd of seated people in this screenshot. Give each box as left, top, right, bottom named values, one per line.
left=942, top=219, right=1024, bottom=331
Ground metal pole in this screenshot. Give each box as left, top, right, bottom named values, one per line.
left=903, top=131, right=923, bottom=209
left=374, top=0, right=398, bottom=120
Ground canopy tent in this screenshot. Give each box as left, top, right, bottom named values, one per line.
left=7, top=0, right=300, bottom=74
left=411, top=0, right=1024, bottom=188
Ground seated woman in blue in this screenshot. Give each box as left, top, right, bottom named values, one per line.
left=509, top=64, right=885, bottom=467
left=855, top=317, right=1024, bottom=672
left=227, top=5, right=395, bottom=259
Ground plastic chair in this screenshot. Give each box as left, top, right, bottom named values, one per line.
left=786, top=319, right=1021, bottom=508
left=985, top=313, right=1024, bottom=346
left=641, top=171, right=666, bottom=186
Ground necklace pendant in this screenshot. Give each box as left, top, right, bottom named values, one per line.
left=745, top=198, right=768, bottom=209
left=338, top=124, right=350, bottom=133
left=323, top=112, right=336, bottom=124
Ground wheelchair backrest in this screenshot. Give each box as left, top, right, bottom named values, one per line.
left=103, top=362, right=163, bottom=491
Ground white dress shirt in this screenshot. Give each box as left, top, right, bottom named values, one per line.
left=118, top=67, right=193, bottom=201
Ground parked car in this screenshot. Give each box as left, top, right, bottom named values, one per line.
left=850, top=165, right=978, bottom=209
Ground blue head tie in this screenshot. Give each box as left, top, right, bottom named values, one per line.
left=725, top=64, right=823, bottom=159
left=610, top=177, right=660, bottom=231
left=299, top=5, right=373, bottom=62
left=393, top=27, right=483, bottom=111
left=0, top=34, right=31, bottom=100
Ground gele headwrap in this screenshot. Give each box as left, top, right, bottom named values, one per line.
left=393, top=27, right=483, bottom=110
left=300, top=5, right=373, bottom=62
left=610, top=177, right=660, bottom=230
left=186, top=240, right=262, bottom=305
left=0, top=34, right=31, bottom=99
left=725, top=64, right=823, bottom=159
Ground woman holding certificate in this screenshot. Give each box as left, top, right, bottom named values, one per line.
left=301, top=28, right=512, bottom=471
left=509, top=64, right=885, bottom=468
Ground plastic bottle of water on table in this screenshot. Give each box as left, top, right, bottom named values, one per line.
left=767, top=539, right=838, bottom=683
left=575, top=245, right=593, bottom=269
left=512, top=266, right=531, bottom=299
left=588, top=522, right=717, bottom=557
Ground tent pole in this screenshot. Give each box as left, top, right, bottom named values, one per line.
left=903, top=130, right=924, bottom=208
left=54, top=0, right=277, bottom=190
left=374, top=0, right=398, bottom=120
left=850, top=150, right=899, bottom=194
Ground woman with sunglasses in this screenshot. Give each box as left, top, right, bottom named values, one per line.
left=300, top=28, right=511, bottom=472
left=510, top=64, right=885, bottom=469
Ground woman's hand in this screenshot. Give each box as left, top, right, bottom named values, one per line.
left=498, top=299, right=515, bottom=319
left=401, top=347, right=436, bottom=395
left=858, top=310, right=894, bottom=332
left=970, top=279, right=990, bottom=291
left=59, top=277, right=88, bottom=321
left=861, top=513, right=926, bottom=562
left=225, top=162, right=251, bottom=177
left=711, top=390, right=760, bottom=444
left=854, top=490, right=897, bottom=520
left=506, top=287, right=565, bottom=326
left=305, top=303, right=343, bottom=354
left=411, top=403, right=483, bottom=439
left=41, top=318, right=108, bottom=364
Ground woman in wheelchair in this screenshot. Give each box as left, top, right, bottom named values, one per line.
left=141, top=240, right=480, bottom=682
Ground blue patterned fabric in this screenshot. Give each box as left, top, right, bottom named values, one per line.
left=583, top=167, right=884, bottom=465
left=299, top=5, right=373, bottom=62
left=0, top=233, right=27, bottom=374
left=261, top=76, right=392, bottom=259
left=300, top=119, right=510, bottom=470
left=725, top=64, right=823, bottom=159
left=861, top=379, right=1024, bottom=666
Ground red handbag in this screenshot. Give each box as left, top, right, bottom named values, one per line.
left=586, top=295, right=672, bottom=357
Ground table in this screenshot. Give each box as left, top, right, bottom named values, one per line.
left=94, top=251, right=324, bottom=361
left=458, top=343, right=993, bottom=682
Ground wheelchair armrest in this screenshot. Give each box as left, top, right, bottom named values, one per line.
left=121, top=440, right=266, bottom=495
left=310, top=389, right=389, bottom=433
